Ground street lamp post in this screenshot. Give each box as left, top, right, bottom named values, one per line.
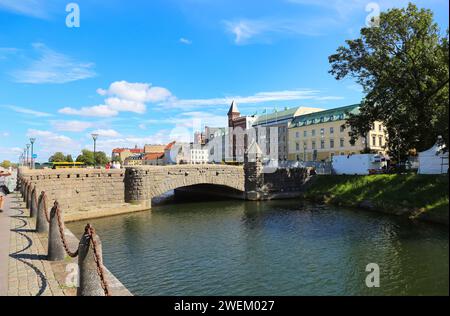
left=91, top=133, right=99, bottom=168
left=30, top=138, right=36, bottom=169
left=26, top=144, right=31, bottom=168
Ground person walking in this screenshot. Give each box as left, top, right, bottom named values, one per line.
left=0, top=170, right=11, bottom=213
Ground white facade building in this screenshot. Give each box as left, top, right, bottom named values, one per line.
left=190, top=148, right=209, bottom=164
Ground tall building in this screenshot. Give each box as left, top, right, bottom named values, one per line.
left=251, top=106, right=324, bottom=161
left=227, top=100, right=256, bottom=162
left=288, top=104, right=387, bottom=161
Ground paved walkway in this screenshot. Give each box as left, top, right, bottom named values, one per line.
left=1, top=193, right=66, bottom=296
left=1, top=192, right=132, bottom=296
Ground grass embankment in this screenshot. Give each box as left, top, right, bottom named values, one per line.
left=303, top=174, right=449, bottom=226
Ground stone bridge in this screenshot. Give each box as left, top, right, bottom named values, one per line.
left=17, top=161, right=311, bottom=221
left=124, top=165, right=245, bottom=207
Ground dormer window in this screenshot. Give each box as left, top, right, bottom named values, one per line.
left=320, top=117, right=324, bottom=123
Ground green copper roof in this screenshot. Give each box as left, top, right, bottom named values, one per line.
left=290, top=104, right=360, bottom=128
left=252, top=107, right=299, bottom=126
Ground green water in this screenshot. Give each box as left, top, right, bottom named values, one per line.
left=68, top=199, right=449, bottom=296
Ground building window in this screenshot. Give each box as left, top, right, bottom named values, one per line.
left=330, top=139, right=334, bottom=148
left=330, top=127, right=334, bottom=134
left=320, top=117, right=324, bottom=123
left=304, top=130, right=307, bottom=137
left=379, top=124, right=382, bottom=131
left=340, top=138, right=344, bottom=147
left=303, top=142, right=307, bottom=150
left=372, top=136, right=376, bottom=146
left=379, top=136, right=383, bottom=147
left=295, top=131, right=300, bottom=138
left=320, top=140, right=325, bottom=149
left=312, top=129, right=316, bottom=136
left=329, top=115, right=334, bottom=121
left=340, top=125, right=345, bottom=133
left=320, top=128, right=324, bottom=136
left=312, top=141, right=316, bottom=150
left=296, top=143, right=300, bottom=151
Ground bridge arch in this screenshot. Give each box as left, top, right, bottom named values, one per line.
left=125, top=165, right=245, bottom=206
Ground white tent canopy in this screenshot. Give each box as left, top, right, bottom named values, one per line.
left=418, top=142, right=448, bottom=174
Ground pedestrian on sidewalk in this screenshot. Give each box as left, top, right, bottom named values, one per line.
left=0, top=170, right=11, bottom=213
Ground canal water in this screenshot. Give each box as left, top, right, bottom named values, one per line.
left=68, top=197, right=449, bottom=296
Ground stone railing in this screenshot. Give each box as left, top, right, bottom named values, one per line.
left=18, top=167, right=125, bottom=216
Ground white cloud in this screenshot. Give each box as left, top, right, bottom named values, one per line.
left=25, top=129, right=81, bottom=160
left=224, top=17, right=337, bottom=44
left=105, top=81, right=172, bottom=103
left=6, top=105, right=53, bottom=117
left=0, top=0, right=53, bottom=19
left=60, top=81, right=173, bottom=117
left=11, top=43, right=96, bottom=84
left=60, top=80, right=343, bottom=116
left=104, top=97, right=146, bottom=114
left=179, top=38, right=193, bottom=45
left=59, top=105, right=119, bottom=117
left=90, top=129, right=121, bottom=138
left=163, top=89, right=343, bottom=109
left=51, top=120, right=93, bottom=132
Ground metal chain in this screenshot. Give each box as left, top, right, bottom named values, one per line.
left=54, top=202, right=79, bottom=258
left=40, top=192, right=50, bottom=223
left=85, top=224, right=111, bottom=296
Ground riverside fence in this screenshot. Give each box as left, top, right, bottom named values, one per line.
left=19, top=178, right=110, bottom=296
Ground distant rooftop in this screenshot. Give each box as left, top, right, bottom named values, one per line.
left=252, top=106, right=324, bottom=126
left=290, top=104, right=360, bottom=128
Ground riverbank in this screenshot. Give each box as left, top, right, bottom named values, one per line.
left=302, top=174, right=449, bottom=226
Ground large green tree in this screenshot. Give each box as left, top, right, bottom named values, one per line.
left=76, top=149, right=109, bottom=166
left=48, top=152, right=67, bottom=163
left=329, top=3, right=449, bottom=160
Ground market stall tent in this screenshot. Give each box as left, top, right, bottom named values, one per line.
left=418, top=142, right=448, bottom=174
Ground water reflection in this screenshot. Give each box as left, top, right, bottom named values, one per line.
left=68, top=198, right=449, bottom=296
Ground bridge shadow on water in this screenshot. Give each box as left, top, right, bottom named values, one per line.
left=151, top=184, right=244, bottom=207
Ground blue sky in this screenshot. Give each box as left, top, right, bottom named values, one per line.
left=0, top=0, right=448, bottom=162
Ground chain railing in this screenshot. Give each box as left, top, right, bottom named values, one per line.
left=84, top=224, right=111, bottom=296
left=19, top=177, right=111, bottom=296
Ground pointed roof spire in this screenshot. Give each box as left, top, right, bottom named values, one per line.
left=227, top=100, right=240, bottom=115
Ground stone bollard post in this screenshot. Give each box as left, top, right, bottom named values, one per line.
left=77, top=226, right=106, bottom=296
left=47, top=203, right=66, bottom=261
left=23, top=182, right=28, bottom=203
left=30, top=188, right=37, bottom=218
left=26, top=185, right=32, bottom=209
left=36, top=192, right=49, bottom=233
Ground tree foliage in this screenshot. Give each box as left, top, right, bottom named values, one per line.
left=0, top=160, right=11, bottom=169
left=48, top=152, right=67, bottom=163
left=76, top=149, right=109, bottom=166
left=329, top=3, right=449, bottom=160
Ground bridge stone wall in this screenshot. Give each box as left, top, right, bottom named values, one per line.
left=124, top=165, right=245, bottom=207
left=18, top=168, right=125, bottom=215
